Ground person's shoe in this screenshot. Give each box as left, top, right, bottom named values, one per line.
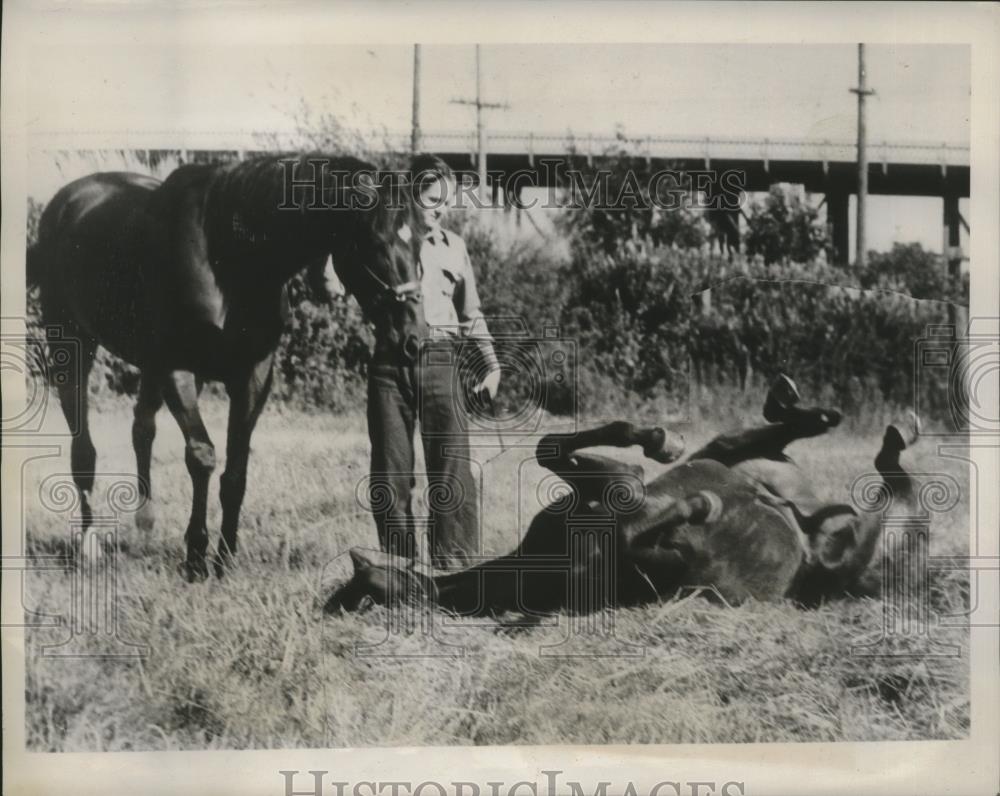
left=763, top=374, right=802, bottom=422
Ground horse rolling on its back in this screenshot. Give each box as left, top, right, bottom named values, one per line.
left=327, top=376, right=921, bottom=614
left=29, top=154, right=427, bottom=580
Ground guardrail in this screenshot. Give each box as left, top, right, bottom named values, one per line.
left=414, top=130, right=970, bottom=168
left=29, top=128, right=970, bottom=168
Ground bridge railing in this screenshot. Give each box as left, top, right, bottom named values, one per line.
left=28, top=128, right=970, bottom=168
left=417, top=130, right=970, bottom=168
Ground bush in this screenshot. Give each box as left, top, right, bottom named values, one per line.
left=560, top=243, right=692, bottom=402
left=862, top=242, right=965, bottom=303
left=24, top=151, right=968, bottom=428
left=555, top=131, right=710, bottom=254
left=271, top=273, right=372, bottom=411
left=745, top=185, right=832, bottom=265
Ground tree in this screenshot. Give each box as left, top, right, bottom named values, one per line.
left=744, top=185, right=832, bottom=265
left=556, top=130, right=709, bottom=254
left=862, top=242, right=965, bottom=303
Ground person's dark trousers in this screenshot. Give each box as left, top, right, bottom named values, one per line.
left=367, top=361, right=419, bottom=561
left=367, top=341, right=481, bottom=570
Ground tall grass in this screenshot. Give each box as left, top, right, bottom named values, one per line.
left=22, top=395, right=970, bottom=750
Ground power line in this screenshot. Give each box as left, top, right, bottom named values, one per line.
left=411, top=44, right=422, bottom=154
left=450, top=44, right=509, bottom=204
left=850, top=43, right=876, bottom=268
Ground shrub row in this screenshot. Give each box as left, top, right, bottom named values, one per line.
left=25, top=192, right=967, bottom=427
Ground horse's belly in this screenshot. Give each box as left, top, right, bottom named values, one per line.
left=731, top=458, right=823, bottom=515
left=639, top=460, right=804, bottom=603
left=702, top=505, right=803, bottom=603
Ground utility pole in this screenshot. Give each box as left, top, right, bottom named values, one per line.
left=411, top=44, right=422, bottom=153
left=451, top=44, right=508, bottom=205
left=850, top=43, right=875, bottom=268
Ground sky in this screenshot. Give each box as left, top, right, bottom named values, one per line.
left=26, top=42, right=971, bottom=253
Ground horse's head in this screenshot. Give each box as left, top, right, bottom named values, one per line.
left=290, top=155, right=428, bottom=363
left=324, top=548, right=436, bottom=613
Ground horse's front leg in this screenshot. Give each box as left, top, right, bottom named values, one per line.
left=162, top=370, right=214, bottom=581
left=216, top=354, right=274, bottom=576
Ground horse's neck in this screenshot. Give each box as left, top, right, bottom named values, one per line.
left=207, top=170, right=332, bottom=283
left=432, top=557, right=521, bottom=617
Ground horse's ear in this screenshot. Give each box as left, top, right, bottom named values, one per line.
left=349, top=548, right=376, bottom=572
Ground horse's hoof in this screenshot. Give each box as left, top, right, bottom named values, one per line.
left=763, top=374, right=801, bottom=421
left=135, top=503, right=156, bottom=532
left=643, top=427, right=685, bottom=463
left=789, top=405, right=842, bottom=430
left=889, top=411, right=921, bottom=448
left=182, top=558, right=210, bottom=583
left=212, top=550, right=234, bottom=579
left=883, top=413, right=920, bottom=453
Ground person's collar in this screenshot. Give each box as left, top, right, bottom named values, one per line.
left=426, top=227, right=450, bottom=246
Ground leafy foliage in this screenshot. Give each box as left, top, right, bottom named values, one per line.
left=23, top=142, right=968, bottom=426
left=271, top=273, right=372, bottom=411
left=745, top=184, right=833, bottom=265
left=555, top=131, right=710, bottom=254
left=861, top=242, right=966, bottom=303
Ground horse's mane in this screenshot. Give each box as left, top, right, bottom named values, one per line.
left=202, top=152, right=425, bottom=242
left=175, top=152, right=428, bottom=295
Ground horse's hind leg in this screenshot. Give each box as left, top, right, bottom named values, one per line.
left=132, top=373, right=164, bottom=531
left=538, top=421, right=685, bottom=469
left=162, top=370, right=215, bottom=581
left=53, top=327, right=98, bottom=530
left=849, top=413, right=921, bottom=573
left=549, top=451, right=646, bottom=505
left=875, top=412, right=920, bottom=499
left=796, top=413, right=921, bottom=597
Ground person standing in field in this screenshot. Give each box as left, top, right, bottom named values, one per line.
left=366, top=155, right=501, bottom=570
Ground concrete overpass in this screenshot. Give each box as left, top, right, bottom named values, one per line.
left=415, top=130, right=969, bottom=197
left=411, top=130, right=970, bottom=266
left=31, top=127, right=971, bottom=264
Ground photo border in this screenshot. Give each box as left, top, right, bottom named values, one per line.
left=2, top=2, right=997, bottom=794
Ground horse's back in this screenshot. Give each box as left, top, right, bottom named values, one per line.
left=41, top=172, right=160, bottom=235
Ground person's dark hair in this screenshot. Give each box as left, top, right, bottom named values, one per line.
left=409, top=154, right=454, bottom=195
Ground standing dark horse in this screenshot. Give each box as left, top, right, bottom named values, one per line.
left=28, top=154, right=427, bottom=580
left=326, top=376, right=921, bottom=614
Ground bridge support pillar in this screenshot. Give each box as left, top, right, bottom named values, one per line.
left=942, top=193, right=966, bottom=327
left=827, top=191, right=850, bottom=265
left=942, top=194, right=962, bottom=279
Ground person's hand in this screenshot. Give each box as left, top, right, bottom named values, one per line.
left=474, top=367, right=502, bottom=402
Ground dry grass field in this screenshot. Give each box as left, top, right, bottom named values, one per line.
left=19, top=394, right=970, bottom=751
